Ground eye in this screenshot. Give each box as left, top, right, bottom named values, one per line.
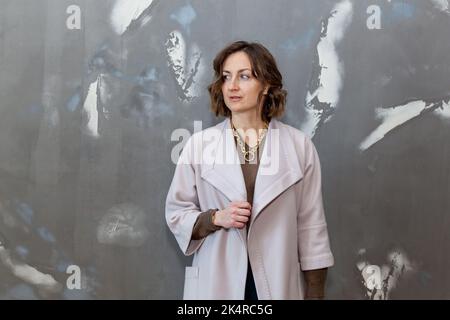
left=240, top=74, right=250, bottom=80
left=222, top=74, right=231, bottom=81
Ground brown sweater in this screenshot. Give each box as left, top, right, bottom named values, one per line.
left=191, top=134, right=263, bottom=238
left=190, top=132, right=327, bottom=299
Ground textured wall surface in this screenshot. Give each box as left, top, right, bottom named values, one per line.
left=1, top=0, right=450, bottom=299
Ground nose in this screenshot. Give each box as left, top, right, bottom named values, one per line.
left=227, top=76, right=239, bottom=91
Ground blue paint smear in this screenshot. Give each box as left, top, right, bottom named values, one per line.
left=136, top=66, right=158, bottom=86
left=112, top=69, right=124, bottom=78
left=391, top=2, right=415, bottom=20
left=63, top=288, right=92, bottom=300
left=114, top=66, right=159, bottom=87
left=87, top=267, right=97, bottom=276
left=419, top=271, right=432, bottom=286
left=170, top=3, right=196, bottom=35
left=66, top=91, right=81, bottom=112
left=2, top=284, right=39, bottom=300
left=15, top=245, right=29, bottom=259
left=92, top=56, right=106, bottom=69
left=141, top=66, right=157, bottom=82
left=28, top=104, right=43, bottom=115
left=15, top=202, right=34, bottom=226
left=56, top=257, right=73, bottom=273
left=281, top=28, right=316, bottom=53
left=37, top=227, right=56, bottom=244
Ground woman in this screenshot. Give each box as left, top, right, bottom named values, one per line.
left=166, top=41, right=334, bottom=300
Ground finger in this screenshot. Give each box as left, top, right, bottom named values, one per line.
left=233, top=222, right=246, bottom=229
left=234, top=215, right=249, bottom=223
left=236, top=208, right=251, bottom=217
left=231, top=201, right=252, bottom=209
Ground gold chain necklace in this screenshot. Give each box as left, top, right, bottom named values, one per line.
left=231, top=122, right=268, bottom=162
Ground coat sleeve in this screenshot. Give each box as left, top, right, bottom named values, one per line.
left=165, top=136, right=206, bottom=256
left=297, top=136, right=334, bottom=271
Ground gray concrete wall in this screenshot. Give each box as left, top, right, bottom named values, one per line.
left=0, top=0, right=449, bottom=299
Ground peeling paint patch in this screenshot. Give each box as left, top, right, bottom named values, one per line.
left=357, top=248, right=415, bottom=300
left=301, top=0, right=353, bottom=137
left=165, top=31, right=205, bottom=102
left=110, top=0, right=155, bottom=35
left=359, top=95, right=450, bottom=151
left=83, top=76, right=100, bottom=138
left=170, top=3, right=197, bottom=35
left=97, top=203, right=149, bottom=247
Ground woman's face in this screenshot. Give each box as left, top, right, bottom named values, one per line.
left=221, top=51, right=267, bottom=115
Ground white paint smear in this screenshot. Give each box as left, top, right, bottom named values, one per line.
left=0, top=246, right=62, bottom=295
left=166, top=30, right=204, bottom=101
left=83, top=76, right=100, bottom=137
left=381, top=250, right=414, bottom=296
left=111, top=0, right=154, bottom=35
left=301, top=108, right=322, bottom=139
left=97, top=203, right=149, bottom=247
left=357, top=248, right=414, bottom=300
left=302, top=0, right=353, bottom=137
left=98, top=75, right=112, bottom=120
left=430, top=0, right=450, bottom=14
left=166, top=31, right=186, bottom=81
left=359, top=97, right=450, bottom=151
left=434, top=100, right=450, bottom=119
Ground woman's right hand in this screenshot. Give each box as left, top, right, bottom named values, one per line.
left=213, top=201, right=252, bottom=229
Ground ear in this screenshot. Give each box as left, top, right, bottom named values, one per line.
left=263, top=85, right=269, bottom=95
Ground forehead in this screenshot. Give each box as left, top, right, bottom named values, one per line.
left=222, top=51, right=252, bottom=71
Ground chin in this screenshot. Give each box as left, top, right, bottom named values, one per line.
left=230, top=108, right=252, bottom=115
left=226, top=104, right=256, bottom=114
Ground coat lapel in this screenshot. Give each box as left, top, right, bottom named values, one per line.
left=250, top=119, right=304, bottom=226
left=200, top=119, right=247, bottom=243
left=200, top=118, right=303, bottom=242
left=200, top=118, right=247, bottom=202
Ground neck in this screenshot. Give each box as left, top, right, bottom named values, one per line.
left=230, top=111, right=267, bottom=132
left=230, top=111, right=269, bottom=147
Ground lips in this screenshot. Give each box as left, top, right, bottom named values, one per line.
left=229, top=96, right=242, bottom=102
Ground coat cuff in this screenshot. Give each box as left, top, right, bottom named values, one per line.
left=300, top=253, right=334, bottom=271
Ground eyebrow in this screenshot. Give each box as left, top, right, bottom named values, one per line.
left=222, top=68, right=251, bottom=73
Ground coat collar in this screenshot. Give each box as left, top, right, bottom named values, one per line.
left=200, top=118, right=304, bottom=241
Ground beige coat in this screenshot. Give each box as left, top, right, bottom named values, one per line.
left=165, top=118, right=334, bottom=300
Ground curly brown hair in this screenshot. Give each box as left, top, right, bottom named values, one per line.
left=207, top=41, right=287, bottom=124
